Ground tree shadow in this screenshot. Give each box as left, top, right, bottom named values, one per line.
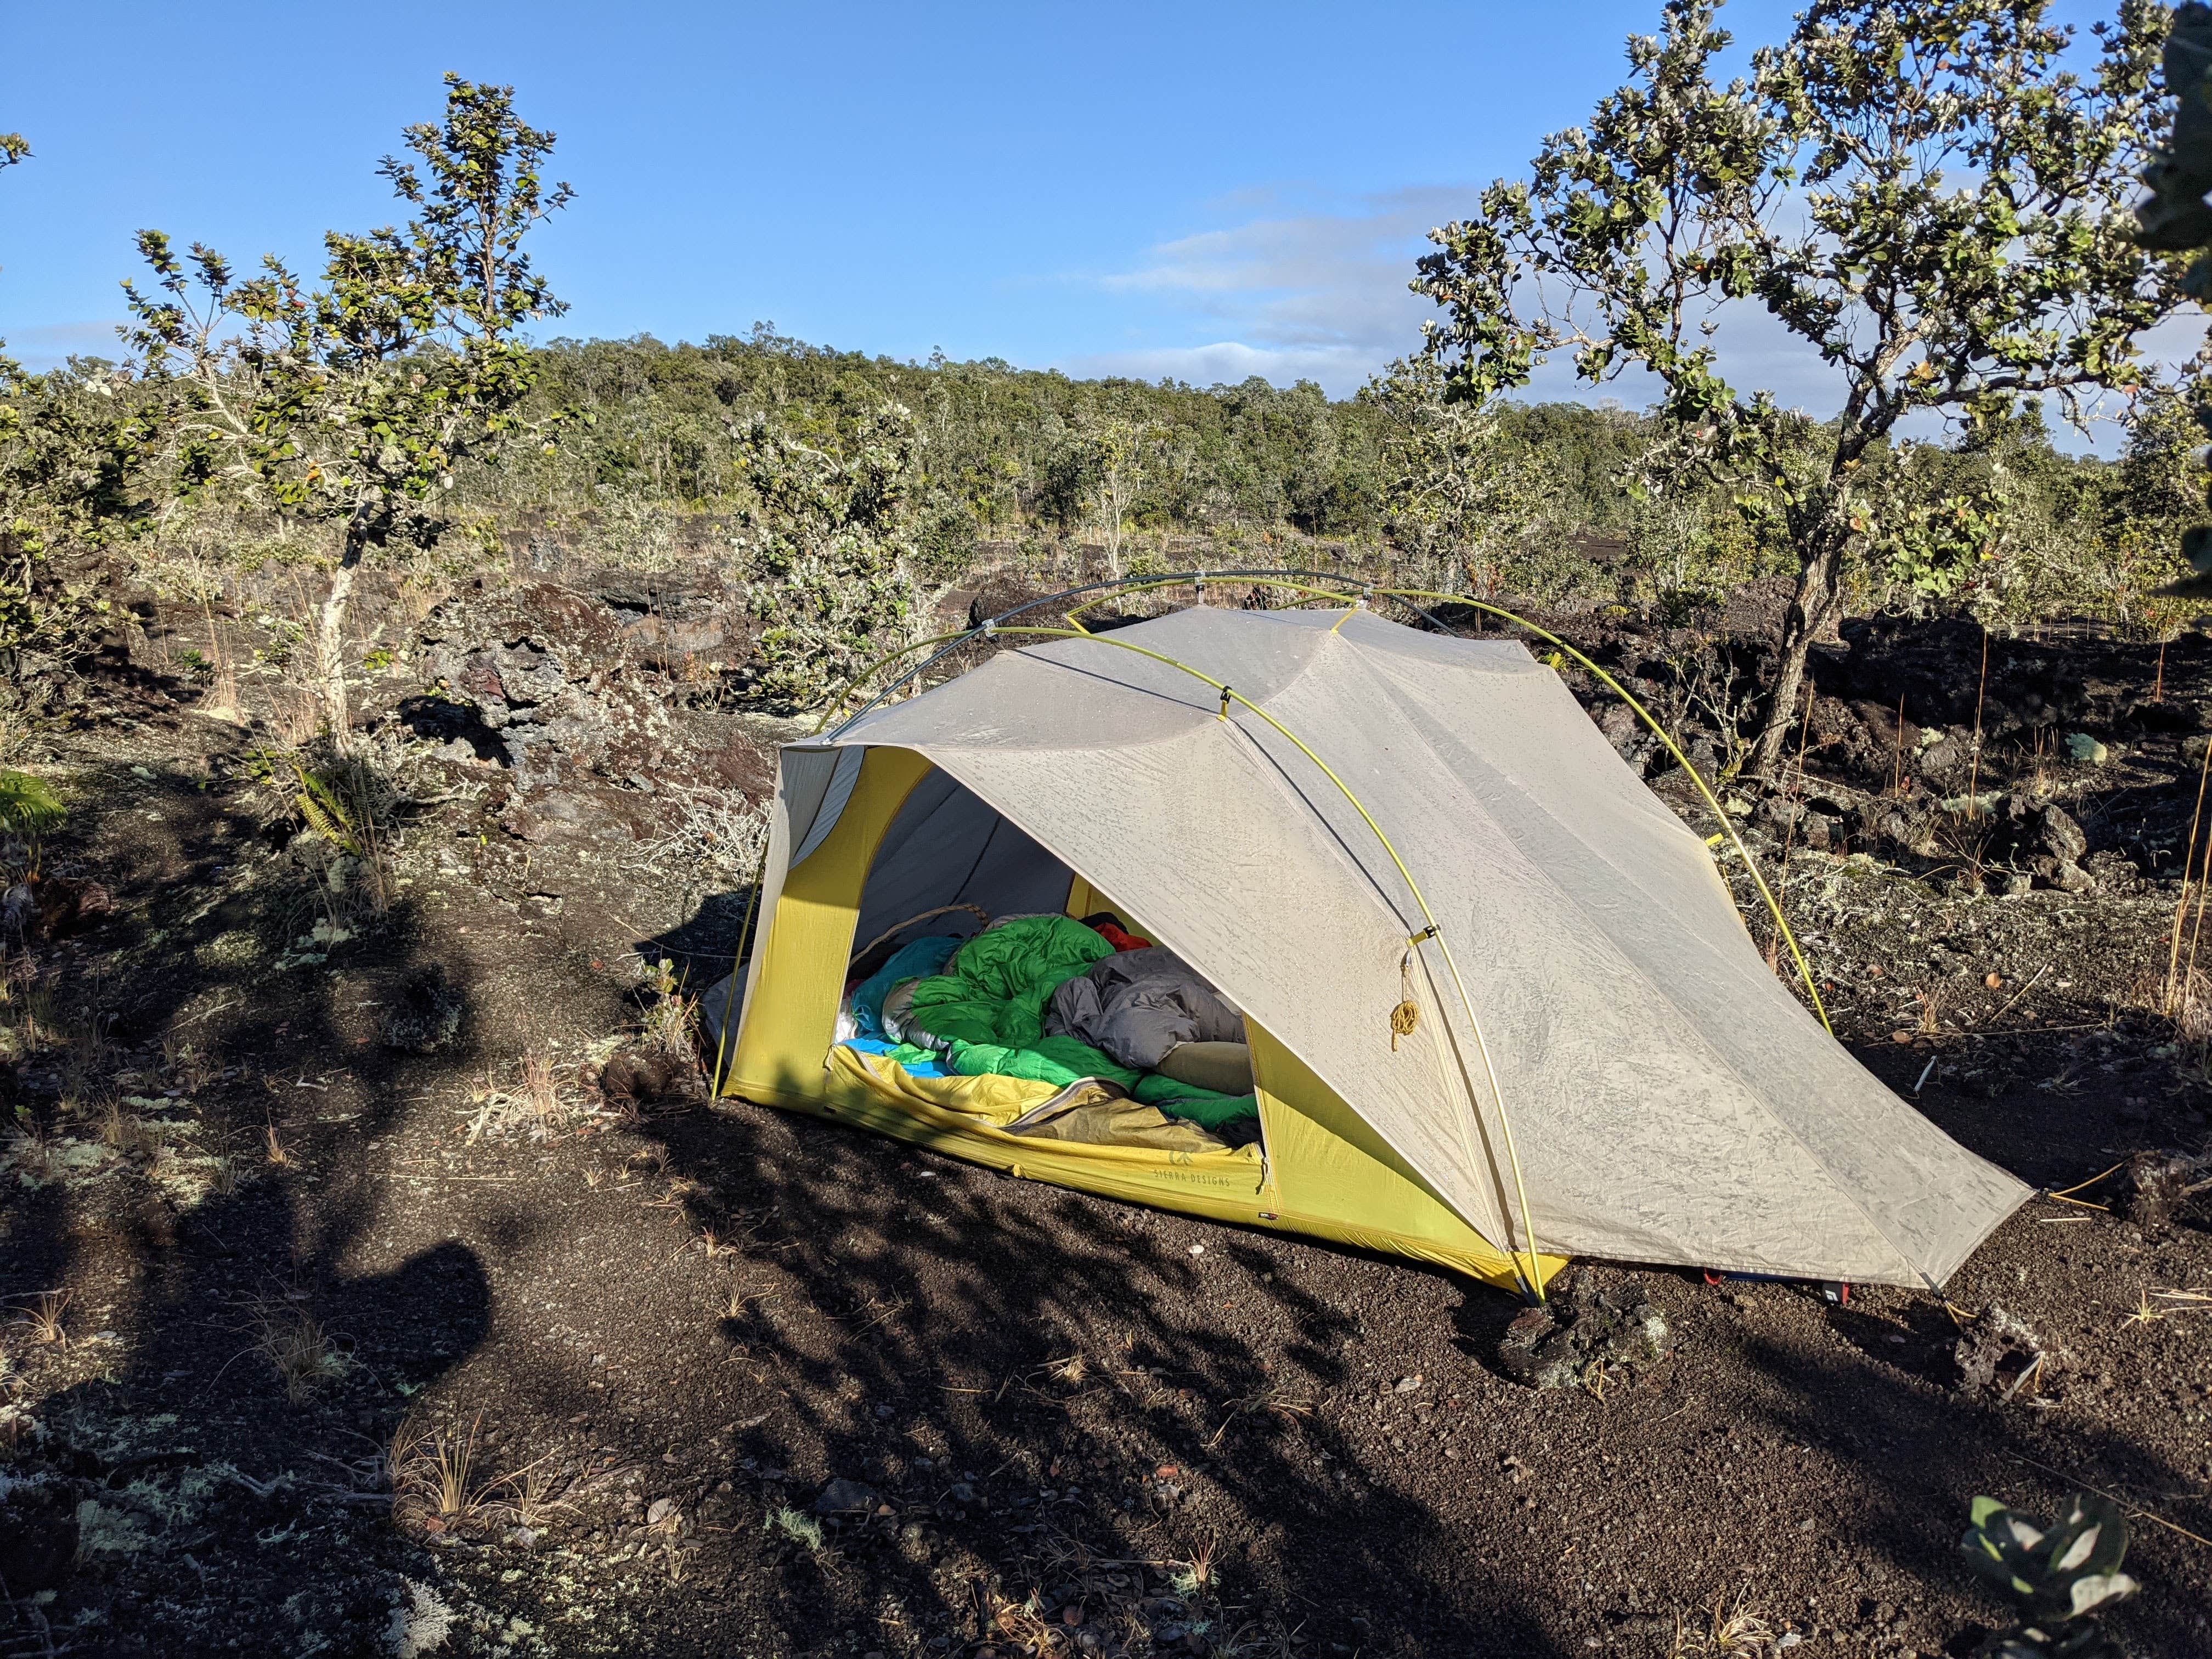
left=612, top=1092, right=1578, bottom=1657
left=1725, top=1319, right=2210, bottom=1657
left=0, top=757, right=494, bottom=1651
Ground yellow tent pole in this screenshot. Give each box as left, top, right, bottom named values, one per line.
left=810, top=630, right=980, bottom=736
left=1369, top=589, right=1831, bottom=1035
left=708, top=840, right=770, bottom=1100
left=986, top=624, right=1549, bottom=1301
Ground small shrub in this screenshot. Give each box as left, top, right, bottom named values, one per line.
left=16, top=1289, right=69, bottom=1347
left=496, top=1459, right=577, bottom=1532
left=250, top=1300, right=349, bottom=1402
left=389, top=1412, right=498, bottom=1533
left=1960, top=1492, right=2136, bottom=1656
left=765, top=1505, right=824, bottom=1551
left=638, top=958, right=698, bottom=1062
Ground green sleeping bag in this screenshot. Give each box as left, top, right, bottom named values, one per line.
left=904, top=915, right=1257, bottom=1126
left=904, top=916, right=1114, bottom=1047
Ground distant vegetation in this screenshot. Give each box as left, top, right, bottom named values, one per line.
left=4, top=0, right=2212, bottom=736
left=460, top=329, right=2199, bottom=628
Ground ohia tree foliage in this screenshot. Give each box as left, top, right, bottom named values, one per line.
left=123, top=74, right=573, bottom=748
left=1414, top=0, right=2187, bottom=775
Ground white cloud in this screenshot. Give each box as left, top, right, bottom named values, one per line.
left=1057, top=340, right=1383, bottom=390
left=1064, top=187, right=1464, bottom=394
left=1068, top=189, right=2210, bottom=455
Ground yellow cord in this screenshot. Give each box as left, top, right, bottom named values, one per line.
left=708, top=839, right=771, bottom=1099
left=810, top=629, right=981, bottom=736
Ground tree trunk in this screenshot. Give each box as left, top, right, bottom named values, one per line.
left=1747, top=524, right=1848, bottom=780
left=315, top=541, right=363, bottom=753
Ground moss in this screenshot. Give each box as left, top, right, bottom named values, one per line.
left=194, top=929, right=267, bottom=968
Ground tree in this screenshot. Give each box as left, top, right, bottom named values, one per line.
left=0, top=132, right=148, bottom=682
left=1367, top=356, right=1556, bottom=597
left=1071, top=414, right=1159, bottom=575
left=2135, top=1, right=2212, bottom=600
left=1414, top=0, right=2183, bottom=776
left=731, top=404, right=922, bottom=709
left=123, top=74, right=572, bottom=748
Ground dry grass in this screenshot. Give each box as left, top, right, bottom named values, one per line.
left=249, top=1300, right=349, bottom=1402
left=462, top=1048, right=580, bottom=1141
left=990, top=1590, right=1059, bottom=1654
left=97, top=1095, right=156, bottom=1155
left=638, top=959, right=700, bottom=1062
left=518, top=1051, right=560, bottom=1120
left=1668, top=1588, right=1779, bottom=1657
left=396, top=574, right=453, bottom=630
left=496, top=1459, right=578, bottom=1532
left=1206, top=1385, right=1317, bottom=1448
left=390, top=1412, right=499, bottom=1532
left=263, top=1121, right=293, bottom=1167
left=4, top=1116, right=52, bottom=1181
left=4, top=973, right=56, bottom=1057
left=638, top=787, right=769, bottom=901
left=1914, top=980, right=1955, bottom=1035
left=160, top=1036, right=216, bottom=1092
left=264, top=686, right=325, bottom=750
left=58, top=1011, right=114, bottom=1108
left=15, top=1290, right=70, bottom=1348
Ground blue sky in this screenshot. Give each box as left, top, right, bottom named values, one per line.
left=0, top=0, right=2172, bottom=436
left=2, top=0, right=1817, bottom=397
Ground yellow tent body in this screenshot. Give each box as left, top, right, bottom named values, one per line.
left=721, top=743, right=1558, bottom=1291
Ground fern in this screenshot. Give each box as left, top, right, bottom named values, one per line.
left=0, top=771, right=64, bottom=842
left=292, top=763, right=364, bottom=856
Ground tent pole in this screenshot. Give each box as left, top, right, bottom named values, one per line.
left=708, top=840, right=771, bottom=1099
left=1372, top=589, right=1830, bottom=1037
left=985, top=624, right=1551, bottom=1302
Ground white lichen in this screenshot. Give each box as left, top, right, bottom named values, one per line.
left=386, top=1577, right=455, bottom=1658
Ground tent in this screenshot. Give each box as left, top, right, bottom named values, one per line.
left=714, top=604, right=2028, bottom=1293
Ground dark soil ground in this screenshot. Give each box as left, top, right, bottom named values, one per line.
left=0, top=568, right=2208, bottom=1659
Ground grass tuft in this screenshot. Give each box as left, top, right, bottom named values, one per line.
left=250, top=1300, right=349, bottom=1402
left=389, top=1410, right=499, bottom=1533
left=15, top=1289, right=70, bottom=1348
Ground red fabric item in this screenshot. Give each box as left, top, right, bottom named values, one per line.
left=1091, top=921, right=1152, bottom=952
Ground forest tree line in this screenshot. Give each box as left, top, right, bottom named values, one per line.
left=456, top=325, right=2198, bottom=628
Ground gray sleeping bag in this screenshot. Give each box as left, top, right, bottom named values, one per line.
left=1045, top=948, right=1245, bottom=1071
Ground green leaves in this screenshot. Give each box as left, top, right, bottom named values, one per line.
left=1415, top=0, right=2182, bottom=768
left=0, top=771, right=64, bottom=842
left=732, top=404, right=923, bottom=709
left=122, top=76, right=571, bottom=568
left=1961, top=1492, right=2137, bottom=1638
left=1370, top=356, right=1560, bottom=596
